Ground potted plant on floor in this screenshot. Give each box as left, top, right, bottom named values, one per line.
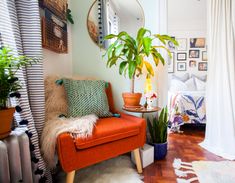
left=103, top=27, right=178, bottom=108
left=147, top=106, right=168, bottom=160
left=0, top=46, right=34, bottom=139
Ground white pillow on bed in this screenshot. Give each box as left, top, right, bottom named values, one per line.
left=170, top=77, right=196, bottom=91
left=172, top=73, right=190, bottom=82
left=170, top=79, right=188, bottom=91
left=192, top=74, right=207, bottom=82
left=195, top=77, right=206, bottom=91
left=185, top=77, right=197, bottom=91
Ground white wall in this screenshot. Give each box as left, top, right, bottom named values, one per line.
left=168, top=0, right=207, bottom=78
left=70, top=0, right=168, bottom=110
left=42, top=26, right=72, bottom=77
left=42, top=2, right=73, bottom=77
left=233, top=0, right=235, bottom=33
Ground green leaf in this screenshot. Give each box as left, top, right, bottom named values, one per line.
left=137, top=27, right=147, bottom=42
left=142, top=37, right=152, bottom=56
left=104, top=34, right=117, bottom=40
left=128, top=61, right=137, bottom=79
left=107, top=56, right=118, bottom=67
left=119, top=61, right=128, bottom=75
left=153, top=117, right=158, bottom=143
left=155, top=52, right=165, bottom=65
left=153, top=46, right=172, bottom=58
left=136, top=55, right=141, bottom=65
left=67, top=8, right=74, bottom=24
left=154, top=34, right=179, bottom=46
left=147, top=118, right=154, bottom=143
left=115, top=44, right=124, bottom=56
left=151, top=52, right=159, bottom=67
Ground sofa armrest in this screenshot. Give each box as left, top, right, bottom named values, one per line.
left=118, top=111, right=144, bottom=121
left=57, top=133, right=77, bottom=172
left=118, top=111, right=146, bottom=146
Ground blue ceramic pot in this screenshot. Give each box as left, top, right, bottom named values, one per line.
left=150, top=142, right=168, bottom=160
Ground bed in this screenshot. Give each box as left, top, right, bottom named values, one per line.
left=169, top=91, right=206, bottom=124
left=168, top=74, right=207, bottom=128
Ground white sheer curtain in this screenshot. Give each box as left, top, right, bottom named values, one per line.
left=200, top=0, right=235, bottom=160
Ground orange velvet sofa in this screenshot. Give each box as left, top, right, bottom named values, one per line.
left=56, top=84, right=146, bottom=183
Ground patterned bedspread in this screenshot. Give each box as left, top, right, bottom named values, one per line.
left=169, top=91, right=206, bottom=125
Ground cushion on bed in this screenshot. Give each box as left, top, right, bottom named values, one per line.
left=192, top=74, right=207, bottom=82
left=195, top=77, right=206, bottom=91
left=185, top=77, right=197, bottom=91
left=172, top=73, right=190, bottom=82
left=170, top=79, right=188, bottom=91
left=170, top=77, right=196, bottom=91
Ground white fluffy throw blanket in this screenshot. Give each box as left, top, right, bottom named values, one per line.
left=41, top=114, right=98, bottom=168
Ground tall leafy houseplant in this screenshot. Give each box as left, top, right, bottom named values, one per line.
left=0, top=46, right=34, bottom=139
left=147, top=107, right=169, bottom=160
left=103, top=28, right=178, bottom=107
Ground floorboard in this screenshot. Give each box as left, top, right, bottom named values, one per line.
left=143, top=129, right=224, bottom=183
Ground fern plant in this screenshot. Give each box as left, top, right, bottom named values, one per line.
left=0, top=47, right=35, bottom=109
left=147, top=107, right=168, bottom=143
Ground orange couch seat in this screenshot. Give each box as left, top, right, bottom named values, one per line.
left=56, top=83, right=146, bottom=175
left=75, top=117, right=140, bottom=149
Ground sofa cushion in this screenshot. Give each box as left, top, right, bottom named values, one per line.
left=44, top=75, right=96, bottom=121
left=63, top=79, right=112, bottom=118
left=75, top=117, right=140, bottom=149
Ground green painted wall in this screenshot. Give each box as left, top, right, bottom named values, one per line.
left=70, top=0, right=168, bottom=110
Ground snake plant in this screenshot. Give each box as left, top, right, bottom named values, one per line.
left=147, top=106, right=169, bottom=144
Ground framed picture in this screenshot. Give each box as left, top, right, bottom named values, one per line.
left=176, top=38, right=187, bottom=51
left=177, top=53, right=187, bottom=61
left=167, top=37, right=176, bottom=51
left=168, top=52, right=174, bottom=73
left=41, top=9, right=68, bottom=53
left=189, top=60, right=197, bottom=68
left=202, top=51, right=207, bottom=61
left=189, top=50, right=200, bottom=58
left=41, top=0, right=67, bottom=21
left=198, top=62, right=208, bottom=71
left=190, top=38, right=206, bottom=48
left=177, top=62, right=187, bottom=71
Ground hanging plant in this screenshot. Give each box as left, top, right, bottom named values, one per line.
left=0, top=46, right=37, bottom=139
left=67, top=8, right=74, bottom=24
left=0, top=46, right=36, bottom=109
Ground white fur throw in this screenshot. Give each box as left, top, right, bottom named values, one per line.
left=41, top=114, right=98, bottom=168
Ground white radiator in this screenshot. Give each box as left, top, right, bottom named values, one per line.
left=0, top=129, right=33, bottom=183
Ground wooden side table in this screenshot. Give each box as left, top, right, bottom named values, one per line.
left=122, top=106, right=161, bottom=117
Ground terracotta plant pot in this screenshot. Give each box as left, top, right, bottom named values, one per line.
left=0, top=108, right=15, bottom=139
left=122, top=92, right=142, bottom=108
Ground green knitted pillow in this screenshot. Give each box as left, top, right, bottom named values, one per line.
left=63, top=79, right=112, bottom=118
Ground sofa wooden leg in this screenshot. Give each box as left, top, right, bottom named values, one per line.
left=133, top=148, right=143, bottom=174
left=66, top=170, right=75, bottom=183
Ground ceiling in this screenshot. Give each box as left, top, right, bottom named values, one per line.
left=110, top=0, right=144, bottom=22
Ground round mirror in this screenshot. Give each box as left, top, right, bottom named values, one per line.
left=87, top=0, right=144, bottom=48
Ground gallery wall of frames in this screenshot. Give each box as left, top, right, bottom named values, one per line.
left=167, top=37, right=208, bottom=74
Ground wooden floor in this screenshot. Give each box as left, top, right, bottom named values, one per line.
left=143, top=128, right=224, bottom=183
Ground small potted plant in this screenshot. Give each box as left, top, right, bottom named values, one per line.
left=0, top=46, right=34, bottom=139
left=103, top=28, right=178, bottom=108
left=147, top=106, right=168, bottom=160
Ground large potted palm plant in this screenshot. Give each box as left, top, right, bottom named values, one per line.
left=147, top=106, right=168, bottom=160
left=0, top=46, right=33, bottom=139
left=103, top=28, right=178, bottom=108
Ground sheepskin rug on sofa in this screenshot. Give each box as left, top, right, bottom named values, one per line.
left=55, top=156, right=143, bottom=183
